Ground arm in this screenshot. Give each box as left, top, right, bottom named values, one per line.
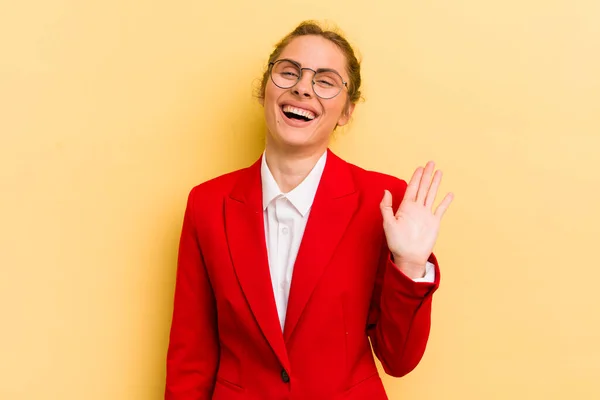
left=165, top=188, right=219, bottom=399
left=369, top=161, right=452, bottom=377
left=366, top=247, right=440, bottom=377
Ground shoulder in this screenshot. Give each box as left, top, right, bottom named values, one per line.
left=329, top=153, right=409, bottom=210
left=186, top=164, right=252, bottom=207
left=191, top=168, right=243, bottom=195
left=344, top=158, right=407, bottom=195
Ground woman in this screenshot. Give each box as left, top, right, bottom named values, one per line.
left=165, top=21, right=453, bottom=400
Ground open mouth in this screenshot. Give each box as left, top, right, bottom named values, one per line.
left=281, top=104, right=318, bottom=123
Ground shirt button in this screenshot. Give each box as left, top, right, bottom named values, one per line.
left=281, top=227, right=289, bottom=234
left=281, top=368, right=290, bottom=383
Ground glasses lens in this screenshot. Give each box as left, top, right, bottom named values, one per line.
left=313, top=71, right=344, bottom=99
left=270, top=60, right=345, bottom=99
left=271, top=60, right=301, bottom=89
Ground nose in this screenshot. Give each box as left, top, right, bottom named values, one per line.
left=292, top=70, right=314, bottom=98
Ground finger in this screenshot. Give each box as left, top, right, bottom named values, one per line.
left=434, top=192, right=454, bottom=219
left=405, top=167, right=424, bottom=202
left=425, top=170, right=442, bottom=210
left=416, top=161, right=435, bottom=204
left=380, top=190, right=395, bottom=223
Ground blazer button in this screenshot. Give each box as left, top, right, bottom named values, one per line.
left=281, top=368, right=290, bottom=383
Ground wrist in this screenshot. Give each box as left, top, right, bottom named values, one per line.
left=391, top=254, right=427, bottom=279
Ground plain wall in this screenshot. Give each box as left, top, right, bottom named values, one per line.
left=1, top=1, right=599, bottom=398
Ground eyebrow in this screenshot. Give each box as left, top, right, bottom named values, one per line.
left=285, top=58, right=345, bottom=78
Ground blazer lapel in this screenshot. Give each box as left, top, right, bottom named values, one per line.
left=225, top=156, right=290, bottom=371
left=283, top=150, right=359, bottom=343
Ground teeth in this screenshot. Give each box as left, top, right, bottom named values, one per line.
left=283, top=105, right=316, bottom=120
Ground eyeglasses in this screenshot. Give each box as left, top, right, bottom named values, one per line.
left=268, top=59, right=348, bottom=99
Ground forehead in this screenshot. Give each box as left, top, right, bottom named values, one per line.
left=279, top=35, right=348, bottom=78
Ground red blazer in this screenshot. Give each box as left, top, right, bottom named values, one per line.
left=165, top=149, right=440, bottom=400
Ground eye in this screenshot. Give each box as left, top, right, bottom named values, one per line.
left=315, top=78, right=335, bottom=87
left=314, top=74, right=338, bottom=87
left=281, top=71, right=300, bottom=78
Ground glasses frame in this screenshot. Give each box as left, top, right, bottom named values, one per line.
left=268, top=59, right=348, bottom=100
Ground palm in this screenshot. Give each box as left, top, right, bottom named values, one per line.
left=380, top=161, right=453, bottom=269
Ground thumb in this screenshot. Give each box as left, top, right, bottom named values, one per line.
left=380, top=190, right=394, bottom=223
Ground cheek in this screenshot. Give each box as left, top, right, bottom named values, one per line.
left=264, top=82, right=281, bottom=105
left=322, top=99, right=347, bottom=123
left=263, top=86, right=282, bottom=127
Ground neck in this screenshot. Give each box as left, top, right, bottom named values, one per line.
left=264, top=144, right=327, bottom=193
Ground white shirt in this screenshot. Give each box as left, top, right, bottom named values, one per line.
left=261, top=151, right=435, bottom=331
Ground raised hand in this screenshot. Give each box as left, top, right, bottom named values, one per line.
left=380, top=161, right=453, bottom=279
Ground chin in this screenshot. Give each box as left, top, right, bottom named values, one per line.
left=272, top=129, right=316, bottom=149
left=265, top=108, right=331, bottom=151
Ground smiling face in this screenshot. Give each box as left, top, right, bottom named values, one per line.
left=262, top=35, right=355, bottom=155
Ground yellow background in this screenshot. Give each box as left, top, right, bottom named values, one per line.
left=1, top=1, right=599, bottom=399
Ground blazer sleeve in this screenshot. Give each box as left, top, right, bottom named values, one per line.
left=366, top=181, right=441, bottom=378
left=165, top=187, right=219, bottom=399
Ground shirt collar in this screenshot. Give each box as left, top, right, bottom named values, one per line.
left=261, top=150, right=327, bottom=217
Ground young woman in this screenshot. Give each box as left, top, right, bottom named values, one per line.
left=165, top=21, right=453, bottom=400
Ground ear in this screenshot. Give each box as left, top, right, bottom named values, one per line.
left=336, top=102, right=356, bottom=127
